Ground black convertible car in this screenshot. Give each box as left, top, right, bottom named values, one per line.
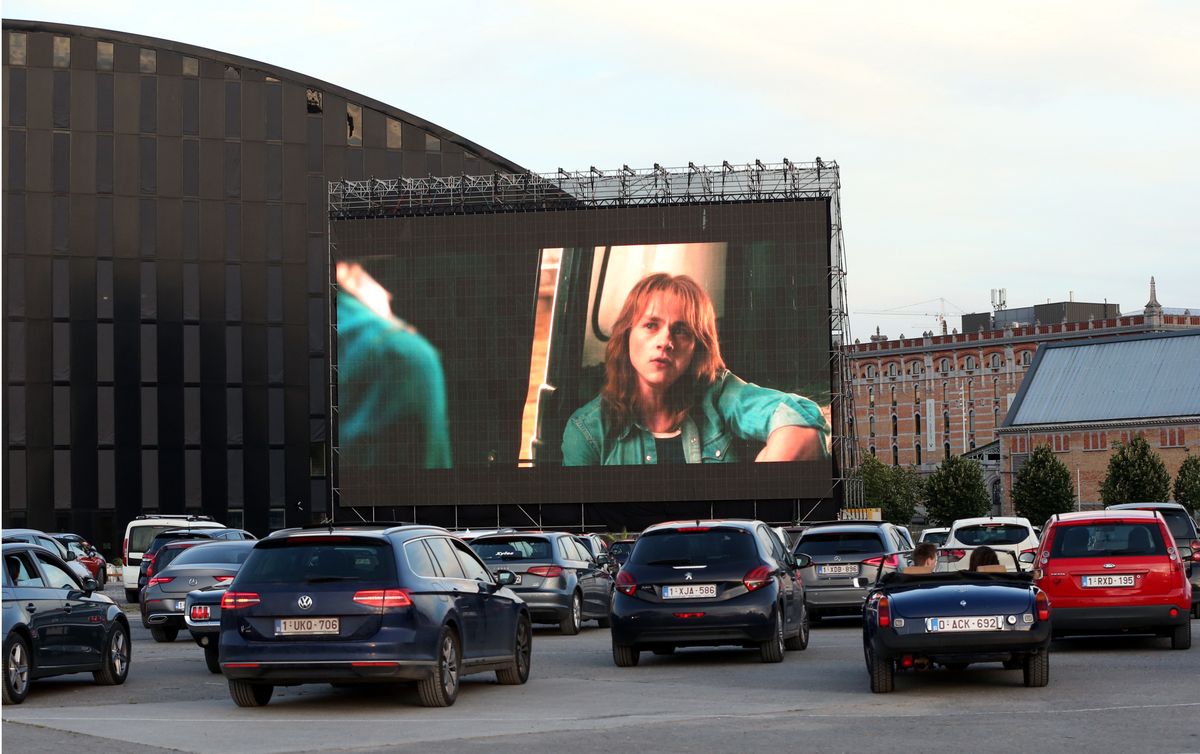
left=862, top=549, right=1051, bottom=693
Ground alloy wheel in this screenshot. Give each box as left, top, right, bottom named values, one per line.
left=441, top=634, right=459, bottom=699
left=8, top=640, right=29, bottom=697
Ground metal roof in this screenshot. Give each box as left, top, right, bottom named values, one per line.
left=1005, top=331, right=1200, bottom=426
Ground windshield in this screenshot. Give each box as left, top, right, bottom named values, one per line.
left=471, top=537, right=552, bottom=562
left=1157, top=510, right=1197, bottom=542
left=920, top=531, right=948, bottom=546
left=1050, top=523, right=1167, bottom=558
left=954, top=524, right=1030, bottom=546
left=169, top=543, right=254, bottom=567
left=628, top=529, right=757, bottom=567
left=239, top=543, right=395, bottom=583
left=795, top=532, right=884, bottom=557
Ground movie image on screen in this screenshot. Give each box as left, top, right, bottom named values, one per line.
left=331, top=201, right=833, bottom=507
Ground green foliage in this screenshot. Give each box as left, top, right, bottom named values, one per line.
left=856, top=454, right=924, bottom=525
left=923, top=455, right=990, bottom=526
left=1099, top=435, right=1171, bottom=505
left=1011, top=445, right=1075, bottom=528
left=1173, top=453, right=1200, bottom=515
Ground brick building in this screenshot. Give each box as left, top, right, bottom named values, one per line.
left=997, top=329, right=1200, bottom=512
left=845, top=283, right=1200, bottom=482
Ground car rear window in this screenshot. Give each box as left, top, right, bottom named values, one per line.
left=794, top=532, right=884, bottom=557
left=1157, top=510, right=1198, bottom=542
left=954, top=524, right=1030, bottom=546
left=628, top=529, right=757, bottom=566
left=155, top=545, right=200, bottom=572
left=609, top=542, right=633, bottom=557
left=129, top=526, right=177, bottom=553
left=169, top=543, right=253, bottom=567
left=920, top=531, right=949, bottom=546
left=239, top=543, right=395, bottom=583
left=471, top=537, right=553, bottom=562
left=1050, top=523, right=1168, bottom=558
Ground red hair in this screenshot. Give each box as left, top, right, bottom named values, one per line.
left=600, top=273, right=725, bottom=431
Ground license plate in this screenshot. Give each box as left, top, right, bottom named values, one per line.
left=926, top=615, right=1005, bottom=632
left=662, top=584, right=717, bottom=599
left=819, top=564, right=858, bottom=576
left=1082, top=574, right=1135, bottom=588
left=275, top=617, right=340, bottom=636
left=174, top=600, right=185, bottom=611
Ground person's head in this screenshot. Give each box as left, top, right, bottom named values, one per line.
left=968, top=546, right=1000, bottom=570
left=601, top=273, right=725, bottom=425
left=912, top=542, right=937, bottom=568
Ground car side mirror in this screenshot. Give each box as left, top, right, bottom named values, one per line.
left=63, top=550, right=77, bottom=561
left=1178, top=546, right=1193, bottom=560
left=793, top=553, right=813, bottom=569
left=495, top=569, right=517, bottom=587
left=595, top=552, right=611, bottom=565
left=77, top=576, right=99, bottom=595
left=1018, top=552, right=1036, bottom=564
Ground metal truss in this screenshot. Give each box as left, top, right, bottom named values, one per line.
left=328, top=159, right=842, bottom=218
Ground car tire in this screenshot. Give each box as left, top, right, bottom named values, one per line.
left=559, top=593, right=582, bottom=636
left=125, top=588, right=139, bottom=604
left=204, top=644, right=221, bottom=674
left=150, top=626, right=178, bottom=643
left=759, top=609, right=785, bottom=663
left=417, top=627, right=461, bottom=707
left=785, top=605, right=810, bottom=651
left=3, top=632, right=32, bottom=705
left=612, top=642, right=640, bottom=667
left=92, top=623, right=130, bottom=686
left=867, top=646, right=894, bottom=693
left=651, top=645, right=675, bottom=656
left=1023, top=652, right=1049, bottom=687
left=1171, top=622, right=1192, bottom=650
left=496, top=616, right=531, bottom=685
left=229, top=679, right=274, bottom=707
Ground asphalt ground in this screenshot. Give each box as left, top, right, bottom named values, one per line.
left=3, top=583, right=1198, bottom=754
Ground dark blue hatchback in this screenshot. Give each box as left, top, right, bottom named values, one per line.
left=218, top=525, right=531, bottom=707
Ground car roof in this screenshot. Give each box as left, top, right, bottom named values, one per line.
left=1050, top=510, right=1164, bottom=524
left=1106, top=502, right=1187, bottom=512
left=642, top=519, right=760, bottom=534
left=797, top=523, right=889, bottom=535
left=263, top=524, right=450, bottom=542
left=950, top=517, right=1032, bottom=527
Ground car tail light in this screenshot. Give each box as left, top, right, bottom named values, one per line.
left=215, top=575, right=234, bottom=583
left=1192, top=541, right=1200, bottom=563
left=190, top=605, right=211, bottom=621
left=144, top=553, right=157, bottom=577
left=615, top=570, right=637, bottom=596
left=861, top=555, right=899, bottom=568
left=1035, top=591, right=1051, bottom=622
left=148, top=576, right=173, bottom=587
left=352, top=589, right=412, bottom=608
left=744, top=565, right=773, bottom=592
left=673, top=612, right=705, bottom=619
left=287, top=536, right=351, bottom=544
left=123, top=537, right=128, bottom=561
left=675, top=526, right=711, bottom=533
left=223, top=663, right=259, bottom=669
left=878, top=596, right=891, bottom=627
left=220, top=591, right=261, bottom=610
left=527, top=565, right=563, bottom=578
left=942, top=549, right=967, bottom=561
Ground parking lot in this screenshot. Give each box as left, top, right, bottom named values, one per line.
left=2, top=583, right=1197, bottom=754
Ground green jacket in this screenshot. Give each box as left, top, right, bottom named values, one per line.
left=561, top=370, right=829, bottom=465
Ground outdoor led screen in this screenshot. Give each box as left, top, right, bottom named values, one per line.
left=330, top=200, right=833, bottom=506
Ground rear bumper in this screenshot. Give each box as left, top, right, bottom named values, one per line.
left=610, top=591, right=776, bottom=648
left=219, top=624, right=440, bottom=683
left=1052, top=604, right=1190, bottom=634
left=804, top=585, right=871, bottom=613
left=512, top=589, right=572, bottom=622
left=222, top=660, right=436, bottom=684
left=143, top=612, right=186, bottom=628
left=873, top=623, right=1051, bottom=660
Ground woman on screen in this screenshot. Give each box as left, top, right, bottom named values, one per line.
left=561, top=272, right=828, bottom=465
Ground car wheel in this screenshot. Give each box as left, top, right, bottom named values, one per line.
left=125, top=588, right=139, bottom=604
left=229, top=679, right=274, bottom=707
left=204, top=643, right=221, bottom=674
left=1023, top=652, right=1049, bottom=687
left=1171, top=622, right=1192, bottom=650
left=867, top=645, right=895, bottom=693
left=785, top=605, right=810, bottom=651
left=92, top=623, right=130, bottom=686
left=559, top=593, right=582, bottom=636
left=651, top=645, right=675, bottom=656
left=417, top=627, right=460, bottom=707
left=150, top=626, right=178, bottom=643
left=2, top=633, right=32, bottom=705
left=759, top=609, right=785, bottom=663
left=612, top=642, right=640, bottom=667
left=496, top=616, right=531, bottom=685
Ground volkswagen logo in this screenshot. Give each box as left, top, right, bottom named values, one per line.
left=187, top=577, right=198, bottom=586
left=297, top=595, right=313, bottom=610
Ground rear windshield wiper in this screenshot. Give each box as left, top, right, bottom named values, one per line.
left=305, top=575, right=358, bottom=583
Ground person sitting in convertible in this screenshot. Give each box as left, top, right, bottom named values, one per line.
left=968, top=546, right=1001, bottom=571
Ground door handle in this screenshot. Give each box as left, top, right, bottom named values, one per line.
left=64, top=603, right=73, bottom=613
left=26, top=603, right=37, bottom=613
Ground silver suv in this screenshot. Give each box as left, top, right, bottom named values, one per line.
left=792, top=521, right=913, bottom=622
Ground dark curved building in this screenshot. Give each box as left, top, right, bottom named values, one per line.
left=1, top=20, right=524, bottom=552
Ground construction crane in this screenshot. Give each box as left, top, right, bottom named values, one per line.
left=856, top=298, right=967, bottom=336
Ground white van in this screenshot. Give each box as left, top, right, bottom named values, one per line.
left=122, top=515, right=226, bottom=603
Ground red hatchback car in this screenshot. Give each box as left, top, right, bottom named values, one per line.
left=1035, top=510, right=1192, bottom=649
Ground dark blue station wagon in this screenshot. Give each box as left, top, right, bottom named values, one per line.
left=218, top=524, right=531, bottom=707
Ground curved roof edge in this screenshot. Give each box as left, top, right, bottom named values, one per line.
left=3, top=18, right=528, bottom=175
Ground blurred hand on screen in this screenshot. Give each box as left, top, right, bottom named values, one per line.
left=755, top=426, right=822, bottom=462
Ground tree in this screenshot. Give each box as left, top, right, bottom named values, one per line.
left=1173, top=452, right=1200, bottom=515
left=1099, top=435, right=1171, bottom=504
left=1011, top=445, right=1075, bottom=528
left=924, top=455, right=990, bottom=526
left=856, top=455, right=923, bottom=525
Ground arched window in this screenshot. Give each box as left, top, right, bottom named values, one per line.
left=939, top=358, right=949, bottom=373
left=942, top=381, right=948, bottom=403
left=994, top=406, right=1000, bottom=429
left=890, top=386, right=896, bottom=406
left=967, top=379, right=974, bottom=403
left=914, top=383, right=921, bottom=404
left=869, top=415, right=876, bottom=437
left=865, top=364, right=876, bottom=378
left=965, top=355, right=976, bottom=370
left=944, top=442, right=951, bottom=460
left=943, top=410, right=951, bottom=436
left=869, top=387, right=875, bottom=406
left=869, top=445, right=877, bottom=457
left=1021, top=351, right=1032, bottom=366
left=993, top=377, right=1000, bottom=401
left=892, top=444, right=899, bottom=467
left=969, top=409, right=975, bottom=433
left=969, top=440, right=976, bottom=451
left=915, top=442, right=922, bottom=465
left=891, top=414, right=898, bottom=437
left=914, top=413, right=922, bottom=435
left=887, top=362, right=898, bottom=377
left=911, top=361, right=923, bottom=375
left=990, top=353, right=1002, bottom=369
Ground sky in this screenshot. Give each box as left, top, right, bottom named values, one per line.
left=6, top=1, right=1198, bottom=340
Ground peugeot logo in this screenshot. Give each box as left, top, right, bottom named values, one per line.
left=684, top=572, right=693, bottom=581
left=187, top=577, right=198, bottom=586
left=297, top=595, right=313, bottom=610
left=1103, top=563, right=1116, bottom=569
